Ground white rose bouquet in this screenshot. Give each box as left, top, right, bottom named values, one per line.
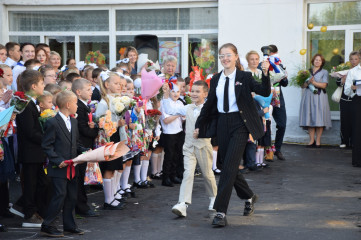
left=110, top=95, right=136, bottom=117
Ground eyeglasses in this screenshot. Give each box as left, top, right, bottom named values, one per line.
left=219, top=53, right=234, bottom=60
left=45, top=75, right=57, bottom=79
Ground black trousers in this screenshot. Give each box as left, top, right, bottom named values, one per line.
left=75, top=163, right=90, bottom=214
left=162, top=131, right=185, bottom=179
left=43, top=177, right=77, bottom=230
left=352, top=96, right=361, bottom=166
left=22, top=162, right=51, bottom=219
left=340, top=99, right=353, bottom=147
left=214, top=112, right=254, bottom=214
left=272, top=95, right=287, bottom=152
left=0, top=181, right=9, bottom=214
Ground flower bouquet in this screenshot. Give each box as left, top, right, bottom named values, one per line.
left=271, top=86, right=281, bottom=108
left=10, top=91, right=31, bottom=114
left=63, top=141, right=130, bottom=180
left=39, top=109, right=57, bottom=131
left=85, top=50, right=106, bottom=66
left=111, top=96, right=136, bottom=118
left=291, top=70, right=317, bottom=94
left=145, top=109, right=161, bottom=130
left=97, top=110, right=117, bottom=142
left=184, top=94, right=192, bottom=104
left=146, top=60, right=160, bottom=72
left=330, top=62, right=352, bottom=78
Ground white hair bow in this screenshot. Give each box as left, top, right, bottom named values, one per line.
left=88, top=63, right=98, bottom=69
left=32, top=66, right=40, bottom=71
left=116, top=58, right=129, bottom=64
left=76, top=61, right=86, bottom=71
left=100, top=70, right=111, bottom=81
left=60, top=65, right=68, bottom=72
left=115, top=72, right=133, bottom=82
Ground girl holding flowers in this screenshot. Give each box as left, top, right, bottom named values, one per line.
left=95, top=71, right=126, bottom=210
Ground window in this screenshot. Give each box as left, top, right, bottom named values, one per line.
left=80, top=36, right=109, bottom=66
left=9, top=36, right=40, bottom=44
left=308, top=1, right=361, bottom=26
left=116, top=35, right=135, bottom=61
left=188, top=34, right=218, bottom=76
left=353, top=32, right=361, bottom=52
left=116, top=7, right=218, bottom=31
left=47, top=36, right=75, bottom=65
left=9, top=11, right=109, bottom=31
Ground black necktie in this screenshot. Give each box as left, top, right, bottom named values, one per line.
left=223, top=77, right=229, bottom=113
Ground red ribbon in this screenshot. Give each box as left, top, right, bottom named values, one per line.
left=88, top=113, right=93, bottom=123
left=166, top=77, right=178, bottom=90
left=64, top=159, right=75, bottom=180
left=4, top=121, right=15, bottom=137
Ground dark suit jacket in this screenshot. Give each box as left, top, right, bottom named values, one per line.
left=91, top=87, right=101, bottom=101
left=77, top=99, right=99, bottom=149
left=16, top=100, right=47, bottom=163
left=195, top=69, right=271, bottom=141
left=42, top=113, right=88, bottom=179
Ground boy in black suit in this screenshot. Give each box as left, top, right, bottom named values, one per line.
left=16, top=70, right=50, bottom=228
left=72, top=78, right=99, bottom=217
left=41, top=90, right=89, bottom=237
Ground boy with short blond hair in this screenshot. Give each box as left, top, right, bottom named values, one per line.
left=37, top=91, right=53, bottom=113
left=41, top=90, right=88, bottom=237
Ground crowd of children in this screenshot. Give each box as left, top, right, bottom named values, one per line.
left=0, top=41, right=278, bottom=235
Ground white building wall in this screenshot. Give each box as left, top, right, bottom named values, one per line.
left=218, top=0, right=340, bottom=145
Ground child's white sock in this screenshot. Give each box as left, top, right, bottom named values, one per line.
left=259, top=149, right=264, bottom=164
left=140, top=160, right=149, bottom=182
left=150, top=153, right=159, bottom=175
left=133, top=164, right=141, bottom=183
left=103, top=178, right=118, bottom=206
left=121, top=166, right=131, bottom=190
left=212, top=151, right=217, bottom=170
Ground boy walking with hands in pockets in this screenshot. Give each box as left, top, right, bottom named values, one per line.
left=162, top=81, right=217, bottom=217
left=41, top=90, right=89, bottom=237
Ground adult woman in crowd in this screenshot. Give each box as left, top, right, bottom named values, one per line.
left=336, top=51, right=360, bottom=148
left=35, top=48, right=48, bottom=65
left=344, top=51, right=361, bottom=167
left=245, top=50, right=262, bottom=80
left=162, top=55, right=179, bottom=78
left=194, top=43, right=270, bottom=227
left=124, top=47, right=138, bottom=75
left=299, top=53, right=331, bottom=147
left=49, top=51, right=61, bottom=82
left=66, top=58, right=76, bottom=68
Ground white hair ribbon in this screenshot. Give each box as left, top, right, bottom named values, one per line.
left=116, top=58, right=129, bottom=64
left=88, top=63, right=98, bottom=69
left=115, top=72, right=125, bottom=78
left=60, top=65, right=68, bottom=72
left=32, top=66, right=40, bottom=71
left=76, top=61, right=86, bottom=71
left=100, top=70, right=111, bottom=81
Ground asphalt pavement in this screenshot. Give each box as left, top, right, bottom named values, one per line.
left=1, top=144, right=361, bottom=240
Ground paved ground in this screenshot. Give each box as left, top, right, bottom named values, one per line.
left=1, top=144, right=361, bottom=240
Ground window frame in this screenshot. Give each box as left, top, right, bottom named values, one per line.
left=6, top=3, right=218, bottom=77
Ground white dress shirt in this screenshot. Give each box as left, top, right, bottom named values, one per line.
left=216, top=68, right=239, bottom=113
left=160, top=99, right=183, bottom=134
left=59, top=111, right=71, bottom=132
left=162, top=98, right=203, bottom=117
left=12, top=61, right=26, bottom=91
left=344, top=64, right=361, bottom=98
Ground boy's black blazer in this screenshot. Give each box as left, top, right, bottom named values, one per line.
left=42, top=113, right=88, bottom=179
left=77, top=99, right=98, bottom=149
left=16, top=100, right=46, bottom=163
left=195, top=69, right=271, bottom=141
left=91, top=87, right=101, bottom=101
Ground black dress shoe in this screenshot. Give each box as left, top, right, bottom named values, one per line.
left=133, top=181, right=149, bottom=189
left=274, top=151, right=286, bottom=160
left=170, top=176, right=182, bottom=184
left=41, top=225, right=64, bottom=237
left=103, top=202, right=126, bottom=210
left=306, top=142, right=315, bottom=148
left=212, top=213, right=227, bottom=227
left=64, top=228, right=84, bottom=235
left=244, top=194, right=258, bottom=216
left=0, top=224, right=7, bottom=232
left=162, top=178, right=174, bottom=187
left=144, top=180, right=155, bottom=188
left=315, top=144, right=321, bottom=148
left=77, top=209, right=99, bottom=217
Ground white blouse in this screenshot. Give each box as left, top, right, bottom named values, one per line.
left=344, top=64, right=361, bottom=98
